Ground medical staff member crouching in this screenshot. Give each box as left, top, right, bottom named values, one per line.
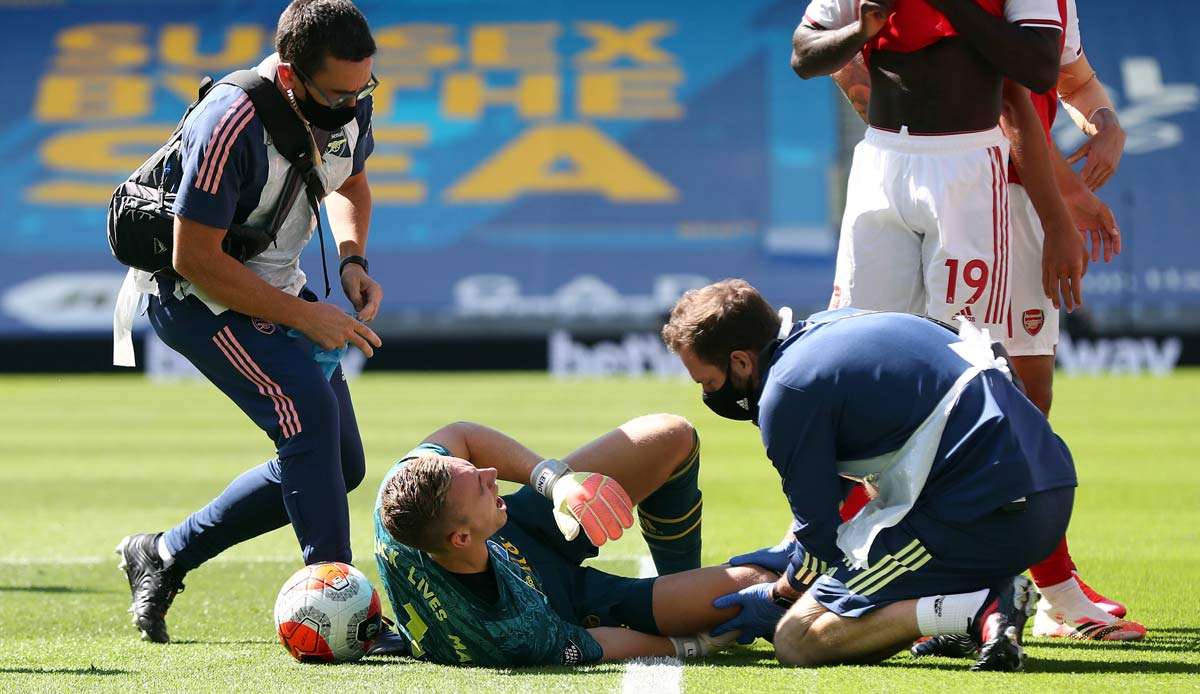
left=113, top=0, right=383, bottom=643
left=661, top=279, right=1078, bottom=672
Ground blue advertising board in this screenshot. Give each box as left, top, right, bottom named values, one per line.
left=0, top=0, right=1196, bottom=338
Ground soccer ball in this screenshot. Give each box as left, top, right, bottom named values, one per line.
left=273, top=562, right=382, bottom=663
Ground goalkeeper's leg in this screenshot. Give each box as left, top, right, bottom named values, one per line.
left=563, top=414, right=702, bottom=574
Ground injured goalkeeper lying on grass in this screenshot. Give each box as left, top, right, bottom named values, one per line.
left=371, top=415, right=774, bottom=666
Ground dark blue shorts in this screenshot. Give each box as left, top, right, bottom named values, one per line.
left=812, top=486, right=1074, bottom=617
left=496, top=487, right=659, bottom=634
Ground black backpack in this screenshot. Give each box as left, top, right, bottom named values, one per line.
left=107, top=69, right=329, bottom=289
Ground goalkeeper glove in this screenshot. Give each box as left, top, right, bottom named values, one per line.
left=531, top=458, right=635, bottom=547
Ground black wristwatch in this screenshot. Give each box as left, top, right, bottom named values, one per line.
left=339, top=255, right=369, bottom=275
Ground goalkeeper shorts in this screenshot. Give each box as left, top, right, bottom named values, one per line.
left=501, top=487, right=659, bottom=634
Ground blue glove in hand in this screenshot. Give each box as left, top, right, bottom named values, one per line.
left=710, top=581, right=787, bottom=645
left=728, top=539, right=795, bottom=574
left=286, top=328, right=349, bottom=380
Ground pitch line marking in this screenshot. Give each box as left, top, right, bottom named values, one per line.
left=621, top=556, right=683, bottom=694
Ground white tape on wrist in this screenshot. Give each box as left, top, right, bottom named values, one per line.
left=531, top=458, right=571, bottom=498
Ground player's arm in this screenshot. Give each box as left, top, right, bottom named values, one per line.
left=832, top=53, right=872, bottom=123
left=924, top=0, right=1060, bottom=92
left=1059, top=52, right=1125, bottom=189
left=422, top=421, right=635, bottom=547
left=1051, top=141, right=1121, bottom=263
left=1001, top=80, right=1089, bottom=311
left=419, top=421, right=543, bottom=485
left=791, top=0, right=893, bottom=79
left=326, top=97, right=383, bottom=321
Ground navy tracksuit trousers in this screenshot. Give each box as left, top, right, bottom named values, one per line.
left=147, top=285, right=364, bottom=571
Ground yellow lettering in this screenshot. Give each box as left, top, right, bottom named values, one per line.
left=447, top=123, right=676, bottom=203
left=25, top=181, right=118, bottom=206
left=442, top=72, right=558, bottom=120
left=159, top=24, right=266, bottom=71
left=54, top=23, right=149, bottom=71
left=577, top=68, right=683, bottom=119
left=449, top=635, right=472, bottom=663
left=163, top=74, right=208, bottom=106
left=369, top=125, right=428, bottom=204
left=375, top=24, right=461, bottom=70
left=575, top=22, right=675, bottom=66
left=470, top=22, right=559, bottom=70
left=35, top=74, right=152, bottom=122
left=401, top=603, right=428, bottom=658
left=366, top=72, right=430, bottom=119
left=40, top=126, right=170, bottom=176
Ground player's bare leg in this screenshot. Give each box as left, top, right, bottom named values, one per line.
left=773, top=594, right=914, bottom=667
left=1010, top=355, right=1142, bottom=638
left=651, top=564, right=777, bottom=635
left=566, top=414, right=704, bottom=574
left=588, top=564, right=778, bottom=663
left=1010, top=354, right=1055, bottom=416
left=563, top=413, right=695, bottom=503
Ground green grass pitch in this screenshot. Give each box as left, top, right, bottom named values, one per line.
left=1, top=371, right=1198, bottom=692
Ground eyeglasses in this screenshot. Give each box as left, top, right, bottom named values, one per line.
left=293, top=66, right=378, bottom=109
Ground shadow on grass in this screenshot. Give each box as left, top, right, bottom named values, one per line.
left=0, top=666, right=129, bottom=676
left=880, top=659, right=1200, bottom=675
left=0, top=585, right=115, bottom=594
left=1029, top=634, right=1200, bottom=654
left=171, top=639, right=275, bottom=645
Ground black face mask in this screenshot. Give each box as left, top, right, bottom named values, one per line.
left=296, top=91, right=357, bottom=132
left=702, top=361, right=757, bottom=422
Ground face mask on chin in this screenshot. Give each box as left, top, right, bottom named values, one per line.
left=702, top=359, right=758, bottom=422
left=295, top=90, right=357, bottom=131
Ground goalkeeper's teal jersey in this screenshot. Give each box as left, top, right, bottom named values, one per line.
left=373, top=444, right=603, bottom=666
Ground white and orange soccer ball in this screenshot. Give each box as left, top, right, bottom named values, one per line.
left=273, top=562, right=382, bottom=663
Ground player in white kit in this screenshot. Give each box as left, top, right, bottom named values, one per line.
left=815, top=0, right=1143, bottom=643
left=793, top=0, right=1087, bottom=335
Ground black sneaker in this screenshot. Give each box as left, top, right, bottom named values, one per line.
left=366, top=616, right=412, bottom=657
left=911, top=634, right=978, bottom=658
left=969, top=575, right=1039, bottom=672
left=116, top=533, right=186, bottom=643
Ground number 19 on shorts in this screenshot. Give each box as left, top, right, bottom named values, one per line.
left=944, top=259, right=990, bottom=305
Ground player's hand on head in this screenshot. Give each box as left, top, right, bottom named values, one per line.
left=339, top=263, right=384, bottom=322
left=1064, top=187, right=1121, bottom=263
left=857, top=0, right=895, bottom=38
left=298, top=301, right=382, bottom=357
left=1041, top=222, right=1090, bottom=313
left=710, top=582, right=787, bottom=645
left=550, top=472, right=635, bottom=547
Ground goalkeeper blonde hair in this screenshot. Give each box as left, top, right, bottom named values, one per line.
left=379, top=454, right=455, bottom=552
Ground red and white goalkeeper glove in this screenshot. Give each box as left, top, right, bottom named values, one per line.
left=531, top=459, right=635, bottom=547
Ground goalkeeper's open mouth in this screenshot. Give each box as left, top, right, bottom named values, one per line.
left=495, top=494, right=506, bottom=511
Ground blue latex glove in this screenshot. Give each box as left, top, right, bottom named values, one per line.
left=287, top=328, right=348, bottom=380
left=710, top=581, right=787, bottom=645
left=728, top=539, right=795, bottom=574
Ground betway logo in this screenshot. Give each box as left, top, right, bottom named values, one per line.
left=548, top=331, right=686, bottom=378
left=1056, top=334, right=1181, bottom=375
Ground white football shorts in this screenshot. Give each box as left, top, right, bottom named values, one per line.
left=830, top=126, right=1013, bottom=336
left=1002, top=184, right=1059, bottom=356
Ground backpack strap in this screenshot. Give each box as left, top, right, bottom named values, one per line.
left=216, top=69, right=332, bottom=296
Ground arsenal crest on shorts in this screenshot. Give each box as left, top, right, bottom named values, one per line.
left=251, top=317, right=276, bottom=335
left=1023, top=309, right=1045, bottom=336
